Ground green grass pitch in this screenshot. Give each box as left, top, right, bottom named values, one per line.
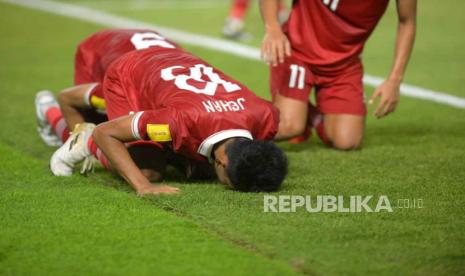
left=1, top=0, right=464, bottom=275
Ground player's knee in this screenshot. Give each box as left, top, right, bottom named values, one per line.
left=331, top=134, right=363, bottom=151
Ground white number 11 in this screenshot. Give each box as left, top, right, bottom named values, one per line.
left=289, top=64, right=305, bottom=90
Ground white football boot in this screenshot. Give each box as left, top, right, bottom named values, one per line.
left=50, top=123, right=96, bottom=176
left=35, top=90, right=63, bottom=146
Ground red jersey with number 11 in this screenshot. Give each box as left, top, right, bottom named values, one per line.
left=284, top=0, right=389, bottom=69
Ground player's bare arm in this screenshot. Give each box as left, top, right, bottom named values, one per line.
left=259, top=0, right=291, bottom=66
left=369, top=0, right=417, bottom=118
left=92, top=114, right=179, bottom=196
left=58, top=83, right=98, bottom=129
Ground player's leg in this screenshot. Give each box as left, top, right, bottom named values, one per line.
left=269, top=57, right=313, bottom=141
left=321, top=114, right=364, bottom=150
left=273, top=93, right=308, bottom=141
left=286, top=100, right=324, bottom=144
left=229, top=0, right=249, bottom=19
left=35, top=90, right=67, bottom=146
left=315, top=61, right=366, bottom=150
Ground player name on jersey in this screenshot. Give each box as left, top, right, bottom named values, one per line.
left=202, top=98, right=245, bottom=113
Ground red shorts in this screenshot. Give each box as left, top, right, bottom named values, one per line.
left=270, top=55, right=366, bottom=116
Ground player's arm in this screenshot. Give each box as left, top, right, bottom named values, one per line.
left=58, top=84, right=97, bottom=130
left=259, top=0, right=291, bottom=66
left=92, top=114, right=179, bottom=196
left=370, top=0, right=417, bottom=118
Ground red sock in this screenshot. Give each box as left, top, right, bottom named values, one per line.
left=87, top=136, right=111, bottom=170
left=45, top=107, right=70, bottom=142
left=229, top=0, right=249, bottom=19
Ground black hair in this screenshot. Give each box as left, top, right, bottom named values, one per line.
left=225, top=139, right=288, bottom=192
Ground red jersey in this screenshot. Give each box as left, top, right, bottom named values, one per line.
left=74, top=29, right=179, bottom=85
left=284, top=0, right=389, bottom=69
left=103, top=47, right=279, bottom=161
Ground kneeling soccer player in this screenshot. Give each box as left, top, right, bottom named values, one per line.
left=50, top=45, right=288, bottom=195
left=35, top=29, right=179, bottom=146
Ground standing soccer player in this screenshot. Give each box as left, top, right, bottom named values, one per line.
left=50, top=45, right=288, bottom=195
left=260, top=0, right=417, bottom=149
left=35, top=29, right=179, bottom=146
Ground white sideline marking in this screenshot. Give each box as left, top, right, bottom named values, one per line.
left=363, top=75, right=465, bottom=109
left=3, top=0, right=465, bottom=109
left=72, top=0, right=227, bottom=11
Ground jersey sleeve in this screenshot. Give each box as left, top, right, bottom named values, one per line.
left=131, top=108, right=181, bottom=145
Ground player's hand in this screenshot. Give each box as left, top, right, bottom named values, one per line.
left=369, top=79, right=401, bottom=119
left=136, top=184, right=180, bottom=197
left=261, top=24, right=291, bottom=66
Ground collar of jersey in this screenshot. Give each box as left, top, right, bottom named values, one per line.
left=198, top=129, right=253, bottom=162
